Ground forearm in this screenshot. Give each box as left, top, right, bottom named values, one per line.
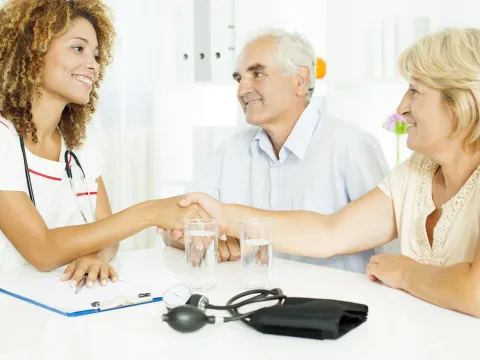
left=402, top=261, right=480, bottom=317
left=221, top=189, right=395, bottom=259
left=96, top=242, right=120, bottom=262
left=223, top=204, right=337, bottom=258
left=40, top=201, right=157, bottom=270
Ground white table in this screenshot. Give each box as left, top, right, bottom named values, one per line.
left=0, top=247, right=478, bottom=360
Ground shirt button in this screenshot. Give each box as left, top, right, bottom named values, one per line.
left=270, top=167, right=280, bottom=209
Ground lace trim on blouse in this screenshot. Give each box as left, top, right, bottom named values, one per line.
left=415, top=157, right=480, bottom=265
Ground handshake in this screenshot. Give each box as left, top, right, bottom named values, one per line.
left=154, top=193, right=241, bottom=263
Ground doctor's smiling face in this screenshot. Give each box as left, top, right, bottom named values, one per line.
left=0, top=0, right=115, bottom=149
left=41, top=17, right=100, bottom=106
left=233, top=36, right=299, bottom=127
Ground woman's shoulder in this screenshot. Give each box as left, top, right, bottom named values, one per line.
left=0, top=117, right=21, bottom=156
left=0, top=117, right=18, bottom=140
left=404, top=152, right=427, bottom=168
left=380, top=152, right=429, bottom=198
left=0, top=117, right=27, bottom=191
left=390, top=152, right=428, bottom=178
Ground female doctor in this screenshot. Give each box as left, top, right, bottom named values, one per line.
left=0, top=0, right=197, bottom=288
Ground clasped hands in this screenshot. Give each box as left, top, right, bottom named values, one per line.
left=157, top=193, right=241, bottom=262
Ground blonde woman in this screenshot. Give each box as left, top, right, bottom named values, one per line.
left=177, top=28, right=480, bottom=317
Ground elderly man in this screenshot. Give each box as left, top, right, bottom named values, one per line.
left=163, top=28, right=390, bottom=273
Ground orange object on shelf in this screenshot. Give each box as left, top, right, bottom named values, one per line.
left=316, top=57, right=326, bottom=79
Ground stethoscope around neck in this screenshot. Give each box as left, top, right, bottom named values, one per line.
left=19, top=137, right=95, bottom=223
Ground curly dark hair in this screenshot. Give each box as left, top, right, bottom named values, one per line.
left=0, top=0, right=115, bottom=149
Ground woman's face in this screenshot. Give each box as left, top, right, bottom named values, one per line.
left=40, top=17, right=100, bottom=105
left=397, top=82, right=458, bottom=157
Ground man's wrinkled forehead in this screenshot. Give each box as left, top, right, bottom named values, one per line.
left=235, top=38, right=277, bottom=73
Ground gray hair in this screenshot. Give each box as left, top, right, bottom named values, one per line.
left=243, top=28, right=317, bottom=103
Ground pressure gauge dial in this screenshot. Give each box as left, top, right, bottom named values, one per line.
left=163, top=284, right=192, bottom=310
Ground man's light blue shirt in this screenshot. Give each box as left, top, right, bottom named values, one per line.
left=188, top=103, right=390, bottom=273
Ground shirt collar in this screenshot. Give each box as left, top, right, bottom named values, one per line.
left=251, top=127, right=275, bottom=161
left=250, top=103, right=321, bottom=161
left=283, top=103, right=321, bottom=160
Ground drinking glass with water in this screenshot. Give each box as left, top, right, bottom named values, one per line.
left=240, top=218, right=273, bottom=289
left=184, top=219, right=218, bottom=290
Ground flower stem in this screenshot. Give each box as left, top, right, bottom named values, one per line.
left=396, top=133, right=400, bottom=164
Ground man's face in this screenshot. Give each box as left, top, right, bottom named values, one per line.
left=233, top=37, right=297, bottom=127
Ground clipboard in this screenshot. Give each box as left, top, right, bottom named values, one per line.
left=0, top=266, right=163, bottom=317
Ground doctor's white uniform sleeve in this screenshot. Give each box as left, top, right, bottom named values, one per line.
left=0, top=127, right=27, bottom=193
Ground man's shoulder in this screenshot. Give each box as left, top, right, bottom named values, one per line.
left=322, top=116, right=375, bottom=139
left=220, top=125, right=260, bottom=151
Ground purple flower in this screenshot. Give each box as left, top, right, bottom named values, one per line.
left=392, top=113, right=407, bottom=123
left=382, top=113, right=407, bottom=134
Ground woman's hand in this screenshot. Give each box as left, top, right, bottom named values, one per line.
left=155, top=193, right=221, bottom=237
left=151, top=196, right=209, bottom=231
left=60, top=253, right=118, bottom=288
left=366, top=253, right=415, bottom=290
left=178, top=193, right=227, bottom=239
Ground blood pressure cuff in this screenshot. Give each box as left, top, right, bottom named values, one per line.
left=247, top=297, right=368, bottom=340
